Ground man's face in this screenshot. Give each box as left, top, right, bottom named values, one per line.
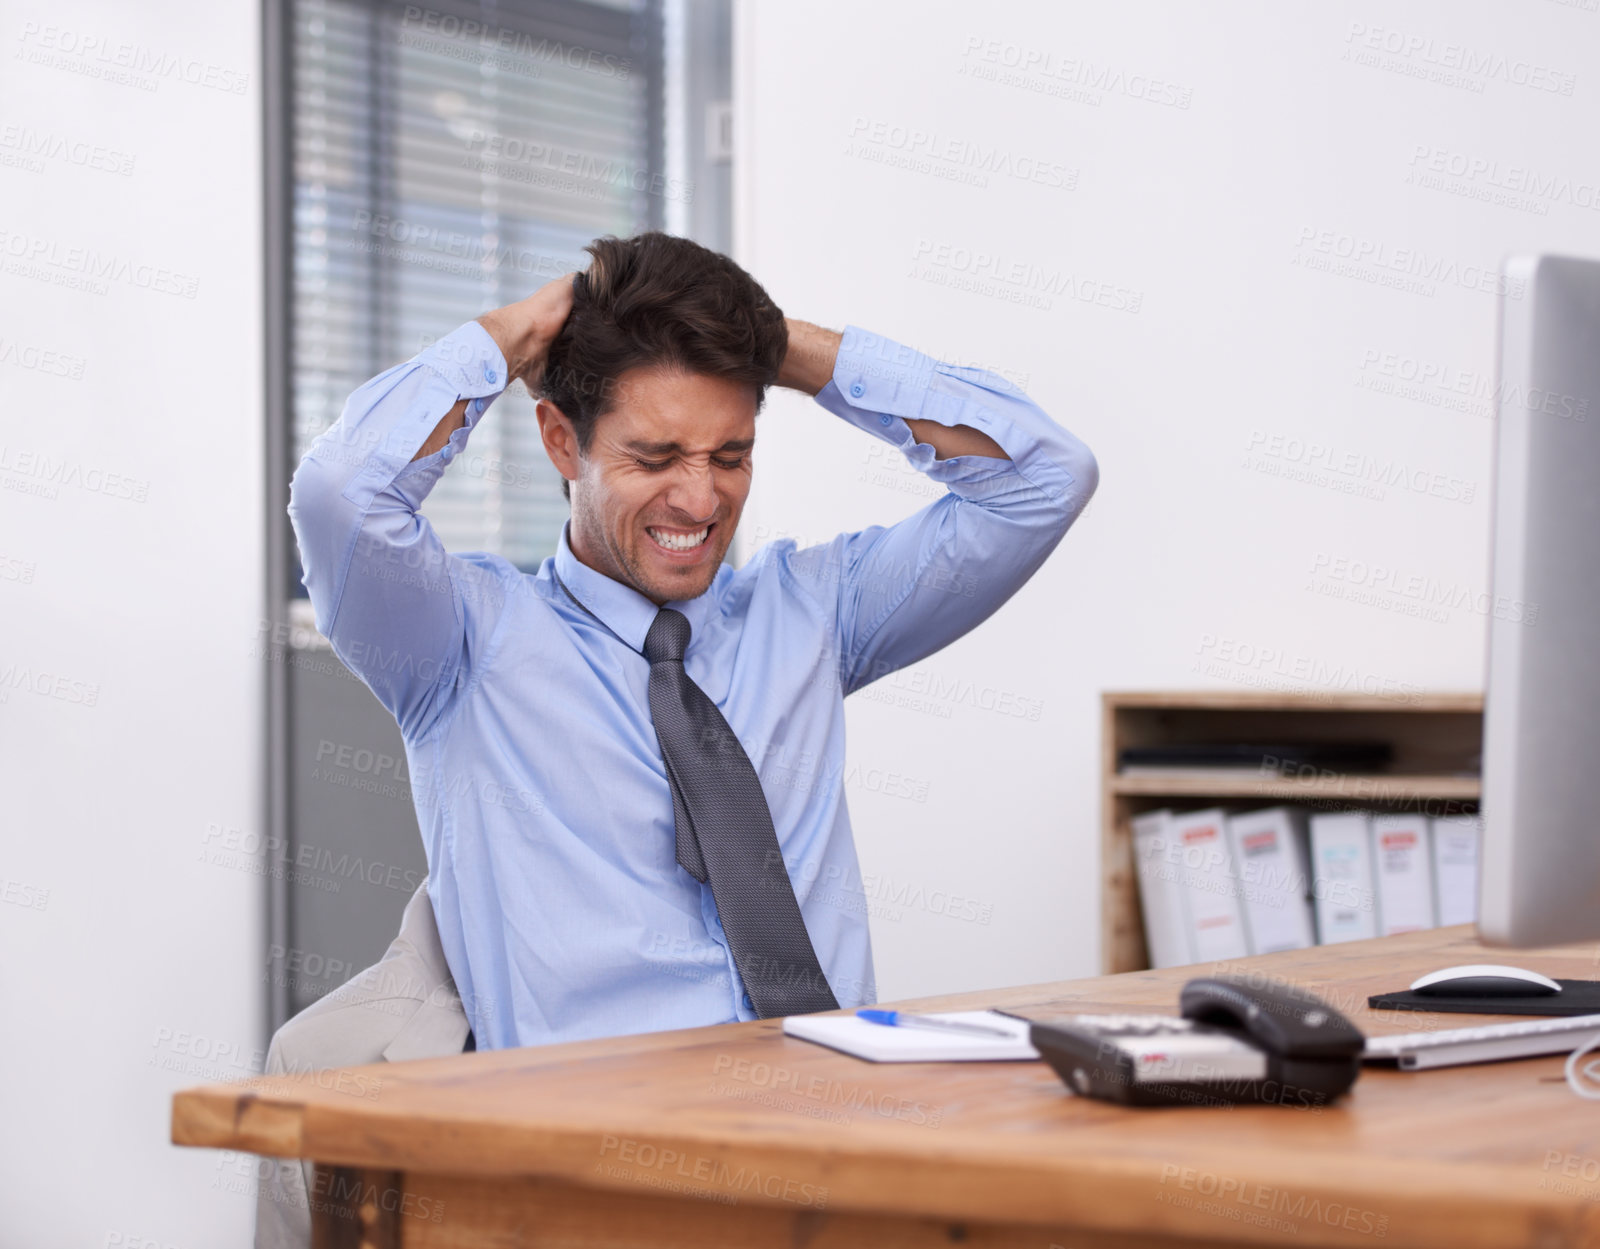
left=548, top=364, right=757, bottom=606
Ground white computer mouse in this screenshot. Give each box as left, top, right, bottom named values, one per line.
left=1409, top=964, right=1562, bottom=997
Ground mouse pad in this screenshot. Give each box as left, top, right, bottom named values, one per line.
left=1368, top=980, right=1600, bottom=1017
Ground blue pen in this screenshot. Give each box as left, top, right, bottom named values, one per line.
left=856, top=1009, right=1014, bottom=1038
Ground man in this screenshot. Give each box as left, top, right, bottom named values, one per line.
left=258, top=230, right=1095, bottom=1241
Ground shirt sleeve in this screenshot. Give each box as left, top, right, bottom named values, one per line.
left=781, top=325, right=1098, bottom=697
left=286, top=321, right=513, bottom=740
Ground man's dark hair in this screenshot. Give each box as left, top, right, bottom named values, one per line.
left=537, top=231, right=788, bottom=502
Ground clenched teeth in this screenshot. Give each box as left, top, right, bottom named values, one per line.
left=647, top=526, right=709, bottom=551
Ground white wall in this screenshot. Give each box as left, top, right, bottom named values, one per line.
left=734, top=0, right=1600, bottom=999
left=0, top=1, right=263, bottom=1245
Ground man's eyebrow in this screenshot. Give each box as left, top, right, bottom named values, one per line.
left=624, top=438, right=755, bottom=455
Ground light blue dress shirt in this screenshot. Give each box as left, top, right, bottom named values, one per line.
left=288, top=321, right=1097, bottom=1050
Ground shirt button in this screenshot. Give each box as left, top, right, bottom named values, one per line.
left=484, top=363, right=498, bottom=384
left=849, top=381, right=865, bottom=398
left=879, top=414, right=892, bottom=427
left=471, top=397, right=485, bottom=415
left=742, top=993, right=754, bottom=1011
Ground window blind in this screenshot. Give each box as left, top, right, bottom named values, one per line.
left=289, top=0, right=665, bottom=571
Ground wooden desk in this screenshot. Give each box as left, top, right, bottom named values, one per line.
left=172, top=927, right=1600, bottom=1248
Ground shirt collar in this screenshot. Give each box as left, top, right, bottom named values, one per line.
left=552, top=518, right=717, bottom=655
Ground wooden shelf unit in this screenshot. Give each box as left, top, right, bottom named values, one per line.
left=1100, top=690, right=1484, bottom=975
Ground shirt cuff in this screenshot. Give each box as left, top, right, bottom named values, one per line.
left=817, top=325, right=1025, bottom=494
left=419, top=319, right=511, bottom=399
left=830, top=326, right=940, bottom=421
left=391, top=320, right=511, bottom=471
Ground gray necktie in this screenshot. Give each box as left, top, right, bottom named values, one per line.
left=643, top=607, right=839, bottom=1018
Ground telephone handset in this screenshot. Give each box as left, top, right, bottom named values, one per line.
left=1029, top=975, right=1365, bottom=1108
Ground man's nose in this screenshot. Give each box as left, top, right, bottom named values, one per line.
left=664, top=461, right=718, bottom=521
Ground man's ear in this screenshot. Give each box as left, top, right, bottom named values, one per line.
left=535, top=397, right=580, bottom=491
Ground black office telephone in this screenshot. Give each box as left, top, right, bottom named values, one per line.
left=1029, top=976, right=1365, bottom=1108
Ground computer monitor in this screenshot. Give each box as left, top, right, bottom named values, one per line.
left=1479, top=254, right=1600, bottom=947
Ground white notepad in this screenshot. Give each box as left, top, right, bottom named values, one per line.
left=781, top=1011, right=1040, bottom=1062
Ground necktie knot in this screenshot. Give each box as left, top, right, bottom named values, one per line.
left=644, top=607, right=691, bottom=665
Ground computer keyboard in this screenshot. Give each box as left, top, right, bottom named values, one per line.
left=1362, top=1012, right=1600, bottom=1070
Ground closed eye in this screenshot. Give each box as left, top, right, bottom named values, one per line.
left=632, top=457, right=748, bottom=471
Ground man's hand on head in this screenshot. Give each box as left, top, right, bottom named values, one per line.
left=478, top=272, right=579, bottom=395
left=410, top=274, right=577, bottom=464
left=775, top=318, right=843, bottom=396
